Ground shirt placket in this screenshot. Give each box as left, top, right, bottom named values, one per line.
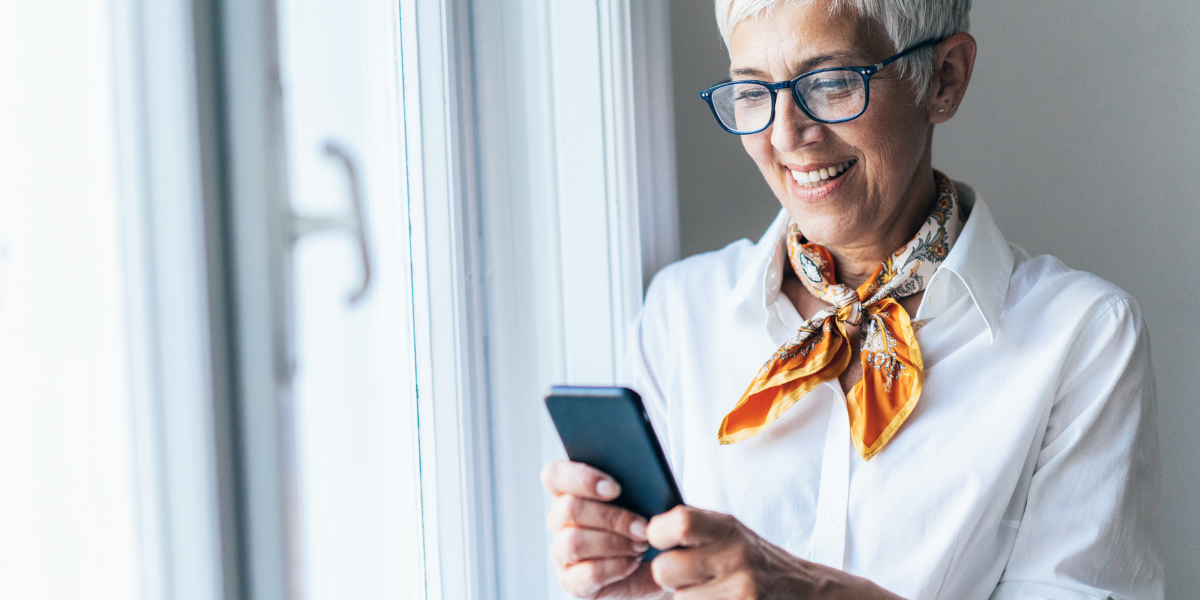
left=808, top=382, right=850, bottom=569
left=762, top=234, right=850, bottom=569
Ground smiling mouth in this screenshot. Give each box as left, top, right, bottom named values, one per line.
left=790, top=160, right=855, bottom=189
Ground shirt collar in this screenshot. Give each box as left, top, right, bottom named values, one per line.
left=717, top=207, right=792, bottom=313
left=716, top=179, right=1014, bottom=343
left=919, top=180, right=1013, bottom=342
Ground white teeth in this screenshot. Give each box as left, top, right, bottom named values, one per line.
left=791, top=160, right=853, bottom=187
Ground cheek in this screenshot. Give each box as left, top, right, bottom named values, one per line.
left=853, top=103, right=928, bottom=178
left=741, top=134, right=771, bottom=166
left=741, top=134, right=782, bottom=184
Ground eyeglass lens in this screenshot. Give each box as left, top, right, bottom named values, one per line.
left=709, top=70, right=867, bottom=132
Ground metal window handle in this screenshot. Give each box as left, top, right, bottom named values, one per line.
left=291, top=141, right=373, bottom=304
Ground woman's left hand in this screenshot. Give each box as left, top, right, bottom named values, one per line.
left=646, top=505, right=905, bottom=600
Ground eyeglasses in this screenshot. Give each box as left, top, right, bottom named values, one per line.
left=699, top=38, right=942, bottom=135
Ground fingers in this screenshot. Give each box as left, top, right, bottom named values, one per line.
left=547, top=494, right=648, bottom=541
left=599, top=561, right=665, bottom=599
left=541, top=459, right=621, bottom=500
left=551, top=526, right=649, bottom=566
left=646, top=506, right=750, bottom=592
left=651, top=546, right=711, bottom=592
left=541, top=461, right=661, bottom=597
left=646, top=505, right=737, bottom=550
left=671, top=571, right=757, bottom=600
left=558, top=557, right=642, bottom=599
left=650, top=542, right=750, bottom=592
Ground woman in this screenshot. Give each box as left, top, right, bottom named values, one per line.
left=542, top=0, right=1163, bottom=598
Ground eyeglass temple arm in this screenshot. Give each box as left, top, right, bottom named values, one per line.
left=871, top=37, right=945, bottom=72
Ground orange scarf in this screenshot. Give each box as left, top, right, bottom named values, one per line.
left=718, top=171, right=963, bottom=460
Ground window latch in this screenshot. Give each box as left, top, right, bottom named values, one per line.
left=290, top=141, right=373, bottom=304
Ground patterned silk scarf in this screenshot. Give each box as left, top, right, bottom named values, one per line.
left=718, top=171, right=964, bottom=460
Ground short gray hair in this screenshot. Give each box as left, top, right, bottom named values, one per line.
left=715, top=0, right=971, bottom=102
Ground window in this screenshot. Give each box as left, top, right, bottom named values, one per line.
left=3, top=0, right=677, bottom=598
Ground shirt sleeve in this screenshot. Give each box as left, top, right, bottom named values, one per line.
left=992, top=296, right=1164, bottom=600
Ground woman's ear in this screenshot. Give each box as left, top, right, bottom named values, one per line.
left=928, top=32, right=977, bottom=124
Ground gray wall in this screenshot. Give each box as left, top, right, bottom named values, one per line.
left=671, top=0, right=777, bottom=257
left=670, top=0, right=1200, bottom=596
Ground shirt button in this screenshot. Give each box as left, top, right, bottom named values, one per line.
left=926, top=286, right=940, bottom=306
left=826, top=509, right=837, bottom=522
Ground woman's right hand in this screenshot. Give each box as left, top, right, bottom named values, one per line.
left=541, top=460, right=668, bottom=599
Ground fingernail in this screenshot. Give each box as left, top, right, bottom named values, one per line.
left=629, top=520, right=647, bottom=541
left=634, top=541, right=650, bottom=552
left=596, top=479, right=620, bottom=499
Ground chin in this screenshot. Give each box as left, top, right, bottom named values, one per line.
left=780, top=199, right=872, bottom=247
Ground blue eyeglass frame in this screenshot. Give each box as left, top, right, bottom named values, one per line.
left=699, top=37, right=944, bottom=134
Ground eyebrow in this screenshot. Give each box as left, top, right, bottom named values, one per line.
left=729, top=52, right=859, bottom=80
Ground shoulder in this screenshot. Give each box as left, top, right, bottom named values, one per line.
left=1004, top=246, right=1146, bottom=358
left=1008, top=246, right=1141, bottom=322
left=950, top=187, right=1143, bottom=339
left=632, top=238, right=763, bottom=388
left=643, top=237, right=760, bottom=320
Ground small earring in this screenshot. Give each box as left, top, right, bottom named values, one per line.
left=938, top=108, right=947, bottom=114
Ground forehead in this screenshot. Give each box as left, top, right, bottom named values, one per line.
left=727, top=2, right=883, bottom=77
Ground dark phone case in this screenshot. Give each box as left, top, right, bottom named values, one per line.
left=545, top=386, right=684, bottom=561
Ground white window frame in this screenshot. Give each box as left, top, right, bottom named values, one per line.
left=467, top=0, right=680, bottom=597
left=403, top=0, right=679, bottom=597
left=397, top=0, right=494, bottom=597
left=110, top=0, right=229, bottom=598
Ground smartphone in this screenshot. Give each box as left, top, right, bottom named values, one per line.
left=545, top=385, right=683, bottom=560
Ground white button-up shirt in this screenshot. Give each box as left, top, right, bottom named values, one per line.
left=623, top=182, right=1163, bottom=600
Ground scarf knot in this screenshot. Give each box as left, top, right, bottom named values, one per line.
left=717, top=171, right=965, bottom=460
left=835, top=297, right=862, bottom=326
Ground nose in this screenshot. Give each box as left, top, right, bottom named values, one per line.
left=770, top=90, right=824, bottom=152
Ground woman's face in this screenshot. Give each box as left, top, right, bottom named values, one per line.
left=728, top=1, right=935, bottom=250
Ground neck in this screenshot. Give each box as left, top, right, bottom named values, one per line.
left=828, top=169, right=938, bottom=290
